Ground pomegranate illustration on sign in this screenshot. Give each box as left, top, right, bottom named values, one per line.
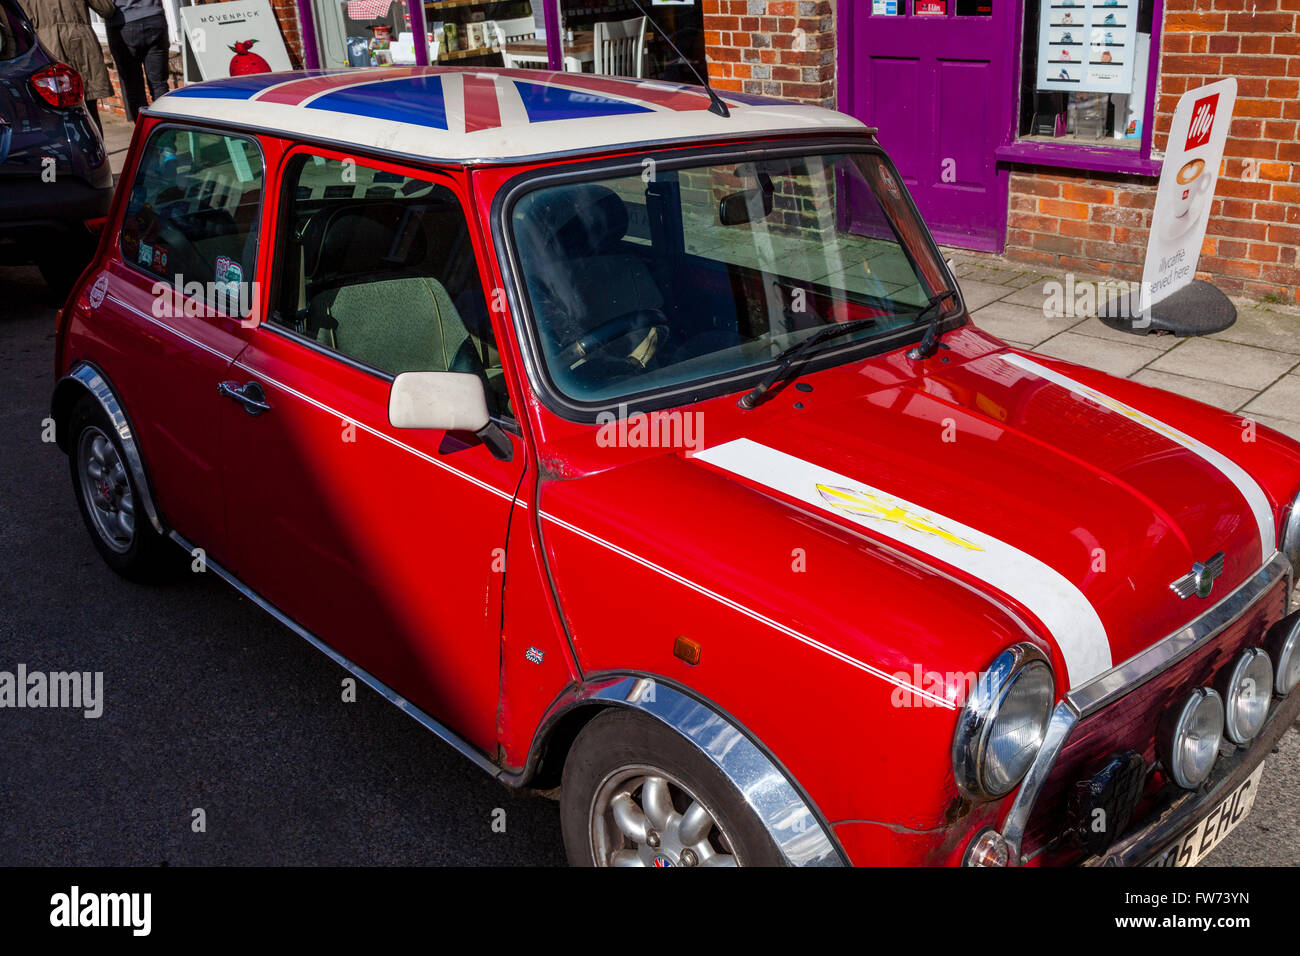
left=228, top=39, right=272, bottom=76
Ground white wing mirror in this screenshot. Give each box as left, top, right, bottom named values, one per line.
left=388, top=371, right=491, bottom=432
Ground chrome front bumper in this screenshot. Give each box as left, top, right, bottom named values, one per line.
left=998, top=551, right=1294, bottom=864
left=1085, top=684, right=1300, bottom=866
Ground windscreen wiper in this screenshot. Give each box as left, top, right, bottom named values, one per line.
left=738, top=316, right=879, bottom=409
left=905, top=289, right=960, bottom=360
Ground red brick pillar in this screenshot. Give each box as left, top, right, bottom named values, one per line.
left=702, top=0, right=836, bottom=108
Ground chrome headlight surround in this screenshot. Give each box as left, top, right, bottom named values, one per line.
left=1280, top=490, right=1300, bottom=576
left=952, top=644, right=1056, bottom=801
left=1158, top=687, right=1225, bottom=789
left=1264, top=610, right=1300, bottom=697
left=1218, top=648, right=1273, bottom=744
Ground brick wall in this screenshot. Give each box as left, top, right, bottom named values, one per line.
left=1005, top=0, right=1300, bottom=304
left=702, top=0, right=835, bottom=107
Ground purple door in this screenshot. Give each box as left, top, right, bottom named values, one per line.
left=839, top=1, right=1013, bottom=252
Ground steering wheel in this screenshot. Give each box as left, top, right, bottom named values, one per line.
left=557, top=308, right=669, bottom=369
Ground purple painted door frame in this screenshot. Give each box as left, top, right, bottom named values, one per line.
left=838, top=1, right=1017, bottom=253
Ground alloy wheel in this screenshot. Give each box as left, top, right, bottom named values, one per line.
left=77, top=426, right=135, bottom=554
left=590, top=764, right=739, bottom=867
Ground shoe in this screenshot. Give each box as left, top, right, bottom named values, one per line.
left=1060, top=32, right=1073, bottom=42
left=1060, top=49, right=1071, bottom=59
left=1058, top=68, right=1071, bottom=80
left=1103, top=13, right=1116, bottom=24
left=1062, top=12, right=1073, bottom=22
left=1104, top=31, right=1114, bottom=43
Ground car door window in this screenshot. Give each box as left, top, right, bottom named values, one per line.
left=268, top=153, right=509, bottom=417
left=119, top=127, right=264, bottom=318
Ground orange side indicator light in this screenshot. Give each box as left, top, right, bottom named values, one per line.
left=673, top=636, right=702, bottom=666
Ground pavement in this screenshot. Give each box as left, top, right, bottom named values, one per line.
left=944, top=247, right=1300, bottom=443
left=0, top=123, right=1293, bottom=865
left=101, top=111, right=134, bottom=187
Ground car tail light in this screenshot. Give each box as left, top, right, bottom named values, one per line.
left=30, top=62, right=84, bottom=108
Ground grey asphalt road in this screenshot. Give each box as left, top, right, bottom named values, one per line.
left=0, top=265, right=565, bottom=865
left=0, top=262, right=1295, bottom=867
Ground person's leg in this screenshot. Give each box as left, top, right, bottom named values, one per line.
left=105, top=22, right=147, bottom=122
left=139, top=16, right=171, bottom=105
left=85, top=98, right=103, bottom=135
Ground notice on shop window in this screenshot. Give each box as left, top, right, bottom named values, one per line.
left=1036, top=0, right=1138, bottom=94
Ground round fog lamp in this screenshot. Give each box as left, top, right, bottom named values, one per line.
left=1221, top=648, right=1273, bottom=744
left=1160, top=687, right=1224, bottom=790
left=1267, top=614, right=1300, bottom=697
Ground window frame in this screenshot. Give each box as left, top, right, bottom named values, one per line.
left=117, top=122, right=268, bottom=321
left=491, top=136, right=965, bottom=424
left=998, top=0, right=1166, bottom=176
left=261, top=142, right=518, bottom=424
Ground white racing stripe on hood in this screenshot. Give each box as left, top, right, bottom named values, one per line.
left=1001, top=353, right=1275, bottom=557
left=694, top=438, right=1113, bottom=688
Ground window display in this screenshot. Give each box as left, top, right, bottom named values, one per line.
left=1036, top=0, right=1138, bottom=93
left=1017, top=0, right=1153, bottom=149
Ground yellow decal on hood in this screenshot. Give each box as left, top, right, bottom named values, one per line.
left=816, top=484, right=985, bottom=551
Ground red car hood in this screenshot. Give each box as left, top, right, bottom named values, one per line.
left=685, top=349, right=1276, bottom=690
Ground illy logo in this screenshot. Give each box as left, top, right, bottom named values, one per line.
left=1185, top=93, right=1218, bottom=150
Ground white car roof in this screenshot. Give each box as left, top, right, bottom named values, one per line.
left=147, top=66, right=869, bottom=163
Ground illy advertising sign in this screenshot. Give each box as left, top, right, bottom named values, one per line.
left=1139, top=79, right=1236, bottom=314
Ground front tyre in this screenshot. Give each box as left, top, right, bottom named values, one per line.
left=68, top=395, right=178, bottom=582
left=560, top=709, right=785, bottom=867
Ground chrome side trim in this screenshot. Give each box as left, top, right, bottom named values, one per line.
left=60, top=363, right=164, bottom=534
left=1000, top=701, right=1078, bottom=863
left=169, top=531, right=502, bottom=778
left=1067, top=551, right=1291, bottom=717
left=544, top=675, right=846, bottom=867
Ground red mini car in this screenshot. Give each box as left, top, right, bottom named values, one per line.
left=52, top=67, right=1300, bottom=867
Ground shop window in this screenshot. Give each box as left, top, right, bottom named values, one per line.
left=1016, top=0, right=1156, bottom=152
left=558, top=0, right=705, bottom=83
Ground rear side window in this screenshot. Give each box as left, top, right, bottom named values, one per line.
left=0, top=0, right=34, bottom=60
left=119, top=127, right=264, bottom=317
left=267, top=153, right=509, bottom=417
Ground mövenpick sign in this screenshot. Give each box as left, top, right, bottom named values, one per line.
left=1139, top=78, right=1236, bottom=312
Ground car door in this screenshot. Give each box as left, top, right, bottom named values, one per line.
left=91, top=123, right=268, bottom=559
left=219, top=146, right=525, bottom=752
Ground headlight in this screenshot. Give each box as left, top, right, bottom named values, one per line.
left=1159, top=687, right=1224, bottom=789
left=1265, top=610, right=1300, bottom=697
left=1218, top=648, right=1273, bottom=744
left=953, top=644, right=1056, bottom=800
left=1280, top=491, right=1300, bottom=574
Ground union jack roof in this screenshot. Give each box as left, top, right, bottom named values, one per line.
left=148, top=67, right=866, bottom=163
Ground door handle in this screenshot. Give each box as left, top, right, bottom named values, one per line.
left=218, top=380, right=272, bottom=416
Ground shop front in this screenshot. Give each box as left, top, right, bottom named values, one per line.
left=762, top=0, right=1294, bottom=304
left=839, top=1, right=1164, bottom=253
left=295, top=0, right=706, bottom=82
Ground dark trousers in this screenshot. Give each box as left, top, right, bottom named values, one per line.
left=106, top=14, right=170, bottom=122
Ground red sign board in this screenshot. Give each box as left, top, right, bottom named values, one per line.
left=914, top=0, right=947, bottom=14
left=1185, top=93, right=1219, bottom=151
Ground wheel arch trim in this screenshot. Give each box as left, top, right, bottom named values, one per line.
left=528, top=673, right=848, bottom=866
left=53, top=361, right=164, bottom=535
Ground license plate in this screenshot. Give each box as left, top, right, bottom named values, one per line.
left=1145, top=764, right=1265, bottom=867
